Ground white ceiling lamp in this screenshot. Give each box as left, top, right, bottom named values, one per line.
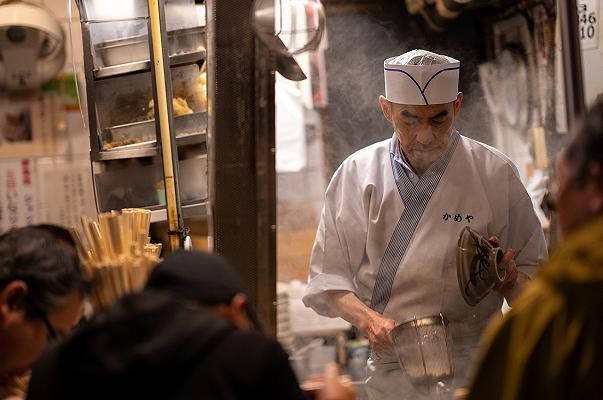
left=0, top=0, right=65, bottom=92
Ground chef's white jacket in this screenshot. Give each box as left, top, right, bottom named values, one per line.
left=303, top=131, right=547, bottom=397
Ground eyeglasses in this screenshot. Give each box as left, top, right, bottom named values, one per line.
left=28, top=301, right=58, bottom=341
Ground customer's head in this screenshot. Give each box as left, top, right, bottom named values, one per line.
left=557, top=99, right=603, bottom=235
left=0, top=227, right=87, bottom=375
left=146, top=251, right=259, bottom=331
left=32, top=224, right=77, bottom=256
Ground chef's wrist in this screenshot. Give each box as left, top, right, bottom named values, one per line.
left=354, top=312, right=375, bottom=338
left=364, top=308, right=382, bottom=327
left=356, top=316, right=371, bottom=337
left=502, top=271, right=530, bottom=305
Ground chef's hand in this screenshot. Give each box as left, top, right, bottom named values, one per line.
left=487, top=236, right=518, bottom=293
left=325, top=291, right=395, bottom=357
left=318, top=363, right=357, bottom=400
left=362, top=313, right=397, bottom=356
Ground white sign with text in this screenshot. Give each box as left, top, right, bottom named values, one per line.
left=579, top=0, right=600, bottom=49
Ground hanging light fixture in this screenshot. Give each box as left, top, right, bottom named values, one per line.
left=252, top=0, right=326, bottom=56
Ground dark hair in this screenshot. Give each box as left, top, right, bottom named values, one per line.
left=565, top=98, right=603, bottom=186
left=32, top=224, right=76, bottom=247
left=0, top=227, right=88, bottom=319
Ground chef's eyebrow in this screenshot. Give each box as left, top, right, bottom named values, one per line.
left=401, top=110, right=418, bottom=119
left=430, top=110, right=449, bottom=120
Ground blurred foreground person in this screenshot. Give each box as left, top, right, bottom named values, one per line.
left=466, top=99, right=603, bottom=399
left=27, top=251, right=356, bottom=400
left=0, top=227, right=86, bottom=398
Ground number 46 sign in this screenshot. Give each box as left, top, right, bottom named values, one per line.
left=579, top=0, right=599, bottom=49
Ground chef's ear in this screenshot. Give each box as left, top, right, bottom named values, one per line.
left=453, top=92, right=463, bottom=115
left=379, top=95, right=394, bottom=123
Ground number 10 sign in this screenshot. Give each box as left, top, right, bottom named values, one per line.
left=579, top=0, right=599, bottom=49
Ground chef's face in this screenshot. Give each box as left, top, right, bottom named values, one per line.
left=556, top=152, right=603, bottom=236
left=379, top=93, right=462, bottom=174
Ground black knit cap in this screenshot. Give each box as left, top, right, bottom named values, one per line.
left=145, top=250, right=263, bottom=331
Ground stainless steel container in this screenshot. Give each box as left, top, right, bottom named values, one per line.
left=390, top=314, right=454, bottom=391
left=94, top=63, right=205, bottom=151
left=102, top=112, right=206, bottom=151
left=94, top=27, right=206, bottom=68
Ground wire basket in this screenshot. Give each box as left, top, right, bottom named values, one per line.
left=391, top=314, right=454, bottom=392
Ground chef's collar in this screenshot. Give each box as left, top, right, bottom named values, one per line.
left=389, top=134, right=419, bottom=184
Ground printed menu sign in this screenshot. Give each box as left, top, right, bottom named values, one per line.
left=36, top=158, right=96, bottom=228
left=0, top=157, right=96, bottom=233
left=0, top=159, right=37, bottom=232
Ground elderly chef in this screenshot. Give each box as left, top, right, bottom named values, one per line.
left=302, top=49, right=548, bottom=399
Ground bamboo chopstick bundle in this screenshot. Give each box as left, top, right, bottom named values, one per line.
left=74, top=208, right=161, bottom=310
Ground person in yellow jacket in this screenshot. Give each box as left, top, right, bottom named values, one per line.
left=465, top=98, right=603, bottom=400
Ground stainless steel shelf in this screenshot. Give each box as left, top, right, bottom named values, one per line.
left=150, top=200, right=207, bottom=223
left=92, top=131, right=206, bottom=161
left=93, top=50, right=206, bottom=79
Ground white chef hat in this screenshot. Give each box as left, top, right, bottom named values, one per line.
left=384, top=49, right=460, bottom=106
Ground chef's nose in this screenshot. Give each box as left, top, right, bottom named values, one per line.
left=415, top=123, right=435, bottom=145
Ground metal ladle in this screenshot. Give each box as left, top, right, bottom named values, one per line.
left=273, top=37, right=307, bottom=81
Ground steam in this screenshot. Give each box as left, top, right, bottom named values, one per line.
left=321, top=5, right=494, bottom=176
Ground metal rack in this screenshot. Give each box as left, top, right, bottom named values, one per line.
left=93, top=49, right=206, bottom=79
left=75, top=0, right=207, bottom=223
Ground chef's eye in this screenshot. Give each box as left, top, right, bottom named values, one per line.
left=430, top=119, right=445, bottom=126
